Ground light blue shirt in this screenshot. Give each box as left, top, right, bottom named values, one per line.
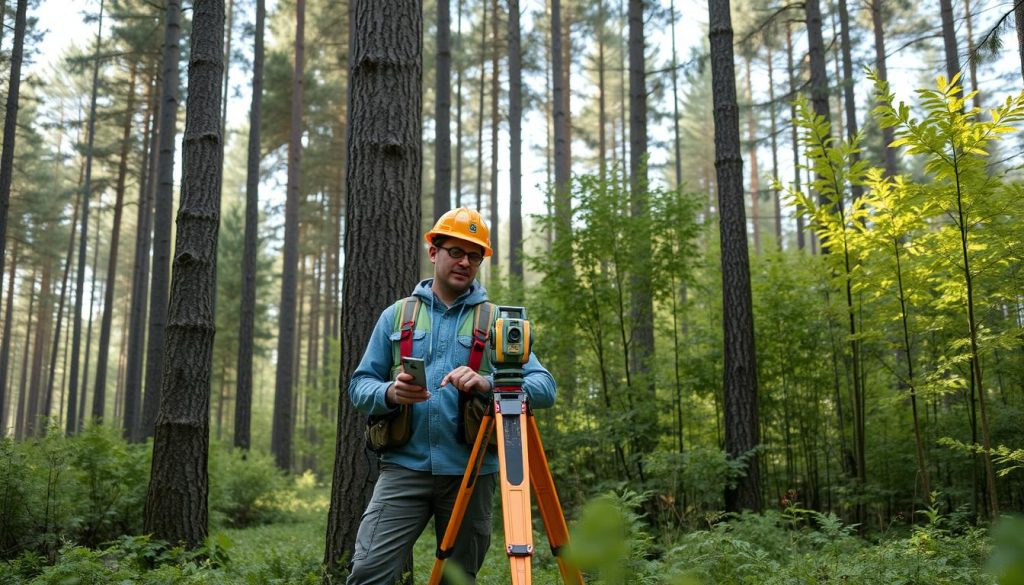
left=348, top=279, right=557, bottom=475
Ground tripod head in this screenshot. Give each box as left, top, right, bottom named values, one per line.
left=490, top=306, right=532, bottom=388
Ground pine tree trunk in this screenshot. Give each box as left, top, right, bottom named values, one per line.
left=508, top=0, right=523, bottom=278
left=27, top=262, right=52, bottom=437
left=324, top=0, right=422, bottom=573
left=870, top=0, right=897, bottom=177
left=143, top=0, right=225, bottom=548
left=488, top=0, right=500, bottom=266
left=45, top=189, right=83, bottom=433
left=475, top=0, right=488, bottom=211
left=0, top=0, right=28, bottom=294
left=766, top=41, right=782, bottom=249
left=745, top=56, right=761, bottom=255
left=837, top=0, right=862, bottom=202
left=78, top=211, right=103, bottom=429
left=142, top=0, right=184, bottom=439
left=124, top=68, right=159, bottom=441
left=939, top=0, right=960, bottom=83
left=786, top=24, right=806, bottom=250
left=628, top=0, right=656, bottom=476
left=220, top=0, right=234, bottom=140
left=435, top=0, right=451, bottom=220
left=708, top=0, right=761, bottom=513
left=805, top=0, right=831, bottom=167
left=67, top=0, right=105, bottom=436
left=235, top=0, right=264, bottom=451
left=963, top=0, right=981, bottom=109
left=669, top=0, right=681, bottom=189
left=0, top=242, right=18, bottom=434
left=15, top=267, right=36, bottom=440
left=454, top=0, right=464, bottom=207
left=272, top=0, right=305, bottom=471
left=1016, top=2, right=1024, bottom=83
left=94, top=61, right=139, bottom=421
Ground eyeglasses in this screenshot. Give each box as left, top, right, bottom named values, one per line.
left=437, top=245, right=485, bottom=266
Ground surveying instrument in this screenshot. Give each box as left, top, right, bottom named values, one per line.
left=428, top=306, right=584, bottom=584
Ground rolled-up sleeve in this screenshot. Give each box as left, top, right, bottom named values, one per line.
left=348, top=305, right=398, bottom=416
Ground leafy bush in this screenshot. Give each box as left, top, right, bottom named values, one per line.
left=208, top=448, right=289, bottom=528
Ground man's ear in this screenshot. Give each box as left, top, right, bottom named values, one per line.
left=428, top=246, right=438, bottom=263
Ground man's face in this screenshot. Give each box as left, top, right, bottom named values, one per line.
left=429, top=237, right=485, bottom=295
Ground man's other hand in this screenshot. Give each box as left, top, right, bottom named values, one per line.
left=441, top=366, right=491, bottom=394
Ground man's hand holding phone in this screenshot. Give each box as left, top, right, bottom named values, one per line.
left=386, top=357, right=430, bottom=406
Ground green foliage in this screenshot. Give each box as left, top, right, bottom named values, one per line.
left=208, top=448, right=290, bottom=529
left=566, top=490, right=658, bottom=584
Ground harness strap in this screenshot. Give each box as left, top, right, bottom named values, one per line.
left=399, top=298, right=420, bottom=359
left=467, top=303, right=494, bottom=373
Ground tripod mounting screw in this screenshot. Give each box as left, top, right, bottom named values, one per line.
left=507, top=544, right=533, bottom=557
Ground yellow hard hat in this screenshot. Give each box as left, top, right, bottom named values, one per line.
left=424, top=208, right=493, bottom=257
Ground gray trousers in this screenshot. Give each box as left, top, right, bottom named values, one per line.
left=347, top=464, right=497, bottom=585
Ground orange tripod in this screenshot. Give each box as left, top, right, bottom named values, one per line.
left=428, top=386, right=584, bottom=584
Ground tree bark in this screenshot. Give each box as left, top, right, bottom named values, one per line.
left=786, top=23, right=806, bottom=250
left=508, top=0, right=523, bottom=278
left=1016, top=1, right=1024, bottom=83
left=124, top=68, right=159, bottom=441
left=837, top=0, right=863, bottom=202
left=805, top=0, right=831, bottom=161
left=271, top=0, right=305, bottom=471
left=0, top=0, right=28, bottom=297
left=45, top=188, right=83, bottom=433
left=142, top=0, right=184, bottom=439
left=94, top=60, right=139, bottom=421
left=0, top=242, right=16, bottom=434
left=708, top=0, right=762, bottom=513
left=235, top=0, right=265, bottom=451
left=766, top=41, right=782, bottom=249
left=15, top=267, right=36, bottom=440
left=488, top=0, right=500, bottom=266
left=78, top=207, right=103, bottom=430
left=745, top=56, right=760, bottom=254
left=475, top=0, right=488, bottom=210
left=26, top=261, right=52, bottom=436
left=324, top=0, right=422, bottom=573
left=870, top=0, right=897, bottom=177
left=435, top=0, right=451, bottom=220
left=67, top=0, right=105, bottom=436
left=939, top=0, right=961, bottom=83
left=144, top=0, right=225, bottom=549
left=454, top=0, right=464, bottom=207
left=669, top=0, right=681, bottom=189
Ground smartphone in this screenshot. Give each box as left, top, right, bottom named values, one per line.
left=401, top=357, right=427, bottom=388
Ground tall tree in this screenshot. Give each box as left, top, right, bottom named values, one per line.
left=0, top=242, right=18, bottom=433
left=0, top=0, right=28, bottom=296
left=454, top=0, right=465, bottom=207
left=1016, top=2, right=1024, bottom=82
left=488, top=0, right=500, bottom=266
left=271, top=0, right=305, bottom=471
left=142, top=0, right=184, bottom=438
left=235, top=0, right=265, bottom=451
left=435, top=0, right=451, bottom=220
left=869, top=0, right=898, bottom=176
left=324, top=0, right=422, bottom=573
left=475, top=0, right=488, bottom=210
left=708, top=0, right=761, bottom=513
left=67, top=0, right=106, bottom=436
left=837, top=0, right=862, bottom=202
left=939, top=0, right=960, bottom=82
left=628, top=0, right=656, bottom=474
left=805, top=0, right=831, bottom=150
left=508, top=0, right=523, bottom=278
left=93, top=60, right=139, bottom=421
left=144, top=0, right=225, bottom=549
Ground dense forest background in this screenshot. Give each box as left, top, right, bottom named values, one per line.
left=0, top=0, right=1023, bottom=582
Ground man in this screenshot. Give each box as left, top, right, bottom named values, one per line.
left=347, top=208, right=557, bottom=584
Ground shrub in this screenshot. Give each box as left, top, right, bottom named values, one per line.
left=208, top=448, right=288, bottom=528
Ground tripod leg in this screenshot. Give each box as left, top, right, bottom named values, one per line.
left=527, top=416, right=585, bottom=584
left=495, top=392, right=534, bottom=584
left=428, top=414, right=495, bottom=585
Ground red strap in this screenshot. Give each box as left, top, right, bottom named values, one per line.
left=399, top=298, right=420, bottom=359
left=468, top=328, right=487, bottom=371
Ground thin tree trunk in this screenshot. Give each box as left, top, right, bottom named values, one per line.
left=963, top=0, right=981, bottom=110
left=0, top=241, right=17, bottom=433
left=221, top=0, right=234, bottom=140
left=27, top=262, right=52, bottom=436
left=272, top=0, right=305, bottom=471
left=45, top=189, right=83, bottom=433
left=435, top=0, right=451, bottom=220
left=870, top=0, right=897, bottom=177
left=15, top=267, right=36, bottom=440
left=670, top=0, right=681, bottom=189
left=745, top=56, right=760, bottom=254
left=324, top=0, right=422, bottom=573
left=94, top=60, right=139, bottom=421
left=837, top=0, right=862, bottom=202
left=805, top=0, right=832, bottom=180
left=508, top=0, right=523, bottom=279
left=78, top=208, right=103, bottom=430
left=235, top=0, right=264, bottom=451
left=939, top=0, right=961, bottom=83
left=1016, top=2, right=1024, bottom=83
left=475, top=0, right=488, bottom=210
left=143, top=0, right=225, bottom=549
left=142, top=0, right=184, bottom=439
left=709, top=0, right=761, bottom=513
left=0, top=0, right=28, bottom=294
left=488, top=0, right=500, bottom=266
left=124, top=67, right=159, bottom=441
left=67, top=0, right=105, bottom=436
left=455, top=0, right=464, bottom=207
left=786, top=24, right=805, bottom=250
left=598, top=0, right=608, bottom=181
left=767, top=41, right=782, bottom=249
